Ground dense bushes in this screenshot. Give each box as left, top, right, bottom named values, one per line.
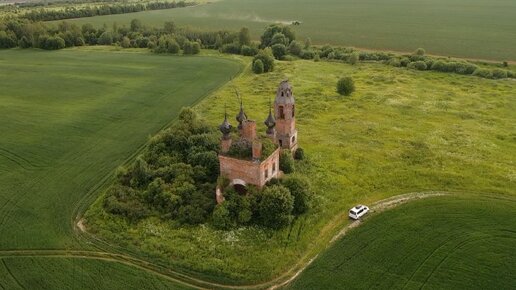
left=252, top=48, right=275, bottom=73
left=279, top=150, right=295, bottom=173
left=104, top=108, right=219, bottom=225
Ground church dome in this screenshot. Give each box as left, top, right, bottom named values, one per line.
left=219, top=113, right=232, bottom=135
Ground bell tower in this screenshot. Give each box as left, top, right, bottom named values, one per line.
left=274, top=80, right=298, bottom=151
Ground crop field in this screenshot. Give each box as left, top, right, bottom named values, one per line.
left=0, top=48, right=240, bottom=287
left=0, top=257, right=192, bottom=289
left=287, top=194, right=516, bottom=289
left=86, top=55, right=516, bottom=284
left=54, top=0, right=516, bottom=61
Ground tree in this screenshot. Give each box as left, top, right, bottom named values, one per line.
left=163, top=21, right=176, bottom=34
left=212, top=204, right=233, bottom=230
left=337, top=77, right=355, bottom=96
left=288, top=40, right=302, bottom=56
left=98, top=31, right=113, bottom=45
left=348, top=52, right=359, bottom=65
left=120, top=37, right=131, bottom=48
left=167, top=38, right=180, bottom=54
left=279, top=150, right=295, bottom=173
left=252, top=48, right=274, bottom=72
left=270, top=33, right=287, bottom=46
left=252, top=59, right=264, bottom=74
left=282, top=176, right=312, bottom=215
left=42, top=36, right=65, bottom=50
left=183, top=40, right=201, bottom=55
left=258, top=185, right=294, bottom=229
left=271, top=43, right=287, bottom=59
left=0, top=31, right=17, bottom=48
left=407, top=61, right=427, bottom=71
left=260, top=24, right=295, bottom=47
left=414, top=47, right=426, bottom=56
left=304, top=37, right=312, bottom=49
left=294, top=147, right=305, bottom=160
left=238, top=27, right=251, bottom=46
left=130, top=19, right=142, bottom=32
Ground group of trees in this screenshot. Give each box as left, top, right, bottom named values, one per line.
left=104, top=108, right=220, bottom=224
left=0, top=17, right=239, bottom=54
left=21, top=1, right=194, bottom=22
left=103, top=108, right=312, bottom=230
left=213, top=174, right=312, bottom=230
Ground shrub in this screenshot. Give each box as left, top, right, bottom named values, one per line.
left=288, top=40, right=302, bottom=56
left=348, top=52, right=359, bottom=65
left=294, top=147, right=305, bottom=160
left=282, top=176, right=312, bottom=215
left=473, top=68, right=493, bottom=79
left=314, top=53, right=320, bottom=62
left=337, top=77, right=355, bottom=96
left=240, top=45, right=258, bottom=56
left=271, top=43, right=287, bottom=59
left=258, top=185, right=294, bottom=229
left=492, top=69, right=508, bottom=79
left=252, top=59, right=264, bottom=74
left=430, top=60, right=447, bottom=72
left=183, top=40, right=201, bottom=55
left=507, top=70, right=515, bottom=78
left=388, top=58, right=401, bottom=67
left=166, top=39, right=180, bottom=54
left=502, top=61, right=508, bottom=67
left=414, top=48, right=426, bottom=56
left=400, top=57, right=410, bottom=67
left=300, top=49, right=315, bottom=59
left=407, top=61, right=427, bottom=71
left=270, top=33, right=288, bottom=46
left=98, top=31, right=113, bottom=45
left=0, top=31, right=17, bottom=48
left=212, top=204, right=233, bottom=230
left=220, top=42, right=241, bottom=54
left=43, top=36, right=66, bottom=50
left=253, top=48, right=275, bottom=72
left=279, top=150, right=295, bottom=173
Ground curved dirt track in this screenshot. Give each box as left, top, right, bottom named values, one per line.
left=0, top=191, right=450, bottom=290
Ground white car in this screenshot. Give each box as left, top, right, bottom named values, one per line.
left=349, top=205, right=369, bottom=220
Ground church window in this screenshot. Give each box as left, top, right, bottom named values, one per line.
left=292, top=105, right=295, bottom=117
left=264, top=168, right=268, bottom=178
left=272, top=162, right=276, bottom=172
left=279, top=106, right=285, bottom=119
left=292, top=136, right=296, bottom=143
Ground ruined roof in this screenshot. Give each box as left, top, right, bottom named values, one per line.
left=275, top=80, right=295, bottom=105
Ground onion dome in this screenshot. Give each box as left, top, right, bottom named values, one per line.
left=219, top=109, right=232, bottom=136
left=236, top=100, right=247, bottom=128
left=264, top=107, right=276, bottom=129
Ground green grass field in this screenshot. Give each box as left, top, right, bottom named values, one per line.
left=287, top=194, right=516, bottom=289
left=0, top=47, right=240, bottom=288
left=0, top=257, right=193, bottom=289
left=86, top=55, right=516, bottom=284
left=54, top=0, right=516, bottom=61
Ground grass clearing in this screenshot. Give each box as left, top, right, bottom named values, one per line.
left=287, top=194, right=516, bottom=289
left=0, top=47, right=240, bottom=287
left=86, top=56, right=516, bottom=284
left=54, top=0, right=516, bottom=61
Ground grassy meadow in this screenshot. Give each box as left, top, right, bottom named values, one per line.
left=0, top=48, right=240, bottom=287
left=287, top=194, right=516, bottom=289
left=85, top=54, right=516, bottom=284
left=54, top=0, right=516, bottom=61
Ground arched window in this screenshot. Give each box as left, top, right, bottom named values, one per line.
left=292, top=136, right=296, bottom=143
left=279, top=106, right=285, bottom=119
left=292, top=105, right=295, bottom=117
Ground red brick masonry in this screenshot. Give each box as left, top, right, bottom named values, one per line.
left=219, top=148, right=280, bottom=188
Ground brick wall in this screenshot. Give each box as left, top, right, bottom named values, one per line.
left=219, top=148, right=280, bottom=188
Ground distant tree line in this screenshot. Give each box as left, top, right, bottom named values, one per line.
left=20, top=1, right=194, bottom=22
left=103, top=108, right=312, bottom=230
left=0, top=17, right=242, bottom=54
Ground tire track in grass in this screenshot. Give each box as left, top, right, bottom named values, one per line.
left=1, top=259, right=25, bottom=290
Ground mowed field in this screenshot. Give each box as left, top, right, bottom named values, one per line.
left=56, top=0, right=516, bottom=61
left=287, top=194, right=516, bottom=289
left=0, top=48, right=240, bottom=288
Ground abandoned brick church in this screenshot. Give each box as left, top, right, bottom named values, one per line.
left=216, top=80, right=298, bottom=201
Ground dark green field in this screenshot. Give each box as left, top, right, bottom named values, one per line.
left=57, top=0, right=516, bottom=61
left=0, top=47, right=240, bottom=288
left=287, top=194, right=516, bottom=289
